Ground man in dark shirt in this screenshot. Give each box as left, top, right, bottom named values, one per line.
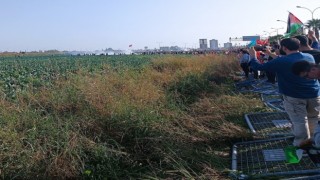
left=295, top=35, right=320, bottom=64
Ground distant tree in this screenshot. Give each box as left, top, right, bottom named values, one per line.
left=269, top=35, right=284, bottom=43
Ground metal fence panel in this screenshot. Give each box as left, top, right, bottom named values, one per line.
left=231, top=137, right=320, bottom=179
left=245, top=112, right=292, bottom=137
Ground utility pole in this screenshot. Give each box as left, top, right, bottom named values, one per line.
left=296, top=5, right=320, bottom=21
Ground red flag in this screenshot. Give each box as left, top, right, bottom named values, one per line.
left=256, top=39, right=269, bottom=45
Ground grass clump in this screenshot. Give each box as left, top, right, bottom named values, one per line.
left=0, top=54, right=266, bottom=179
left=168, top=73, right=213, bottom=105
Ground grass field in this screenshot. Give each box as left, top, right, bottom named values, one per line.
left=0, top=53, right=267, bottom=179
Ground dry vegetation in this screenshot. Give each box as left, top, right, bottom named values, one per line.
left=0, top=54, right=267, bottom=179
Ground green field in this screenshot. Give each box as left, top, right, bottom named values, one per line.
left=0, top=54, right=266, bottom=179
left=0, top=55, right=153, bottom=99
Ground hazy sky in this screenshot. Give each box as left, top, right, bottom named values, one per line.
left=0, top=0, right=319, bottom=51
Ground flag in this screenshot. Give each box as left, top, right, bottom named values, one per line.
left=256, top=39, right=269, bottom=45
left=129, top=44, right=132, bottom=47
left=284, top=12, right=304, bottom=37
left=247, top=39, right=256, bottom=48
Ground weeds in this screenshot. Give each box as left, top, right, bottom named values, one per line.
left=0, top=54, right=265, bottom=179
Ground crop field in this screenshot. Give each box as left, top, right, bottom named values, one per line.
left=0, top=53, right=266, bottom=179
left=0, top=55, right=153, bottom=99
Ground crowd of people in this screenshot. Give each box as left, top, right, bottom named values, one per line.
left=238, top=30, right=320, bottom=149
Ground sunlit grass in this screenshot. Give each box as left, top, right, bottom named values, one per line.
left=0, top=54, right=266, bottom=179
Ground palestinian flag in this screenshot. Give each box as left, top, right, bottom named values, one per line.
left=284, top=12, right=304, bottom=37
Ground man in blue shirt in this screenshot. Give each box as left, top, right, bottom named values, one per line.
left=292, top=60, right=320, bottom=149
left=248, top=37, right=320, bottom=146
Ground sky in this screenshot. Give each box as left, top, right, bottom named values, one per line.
left=0, top=0, right=319, bottom=52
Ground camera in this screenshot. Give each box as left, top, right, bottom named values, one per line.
left=254, top=45, right=267, bottom=52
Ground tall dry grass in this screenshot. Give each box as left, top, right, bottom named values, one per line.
left=0, top=54, right=266, bottom=179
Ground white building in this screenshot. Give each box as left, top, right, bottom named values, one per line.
left=224, top=42, right=232, bottom=49
left=209, top=39, right=218, bottom=49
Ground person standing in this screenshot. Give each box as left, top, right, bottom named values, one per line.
left=294, top=35, right=320, bottom=64
left=308, top=30, right=319, bottom=50
left=292, top=61, right=320, bottom=79
left=238, top=49, right=250, bottom=78
left=292, top=61, right=320, bottom=148
left=248, top=37, right=320, bottom=146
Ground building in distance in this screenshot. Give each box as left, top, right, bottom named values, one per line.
left=209, top=39, right=218, bottom=50
left=224, top=42, right=232, bottom=49
left=159, top=46, right=183, bottom=52
left=160, top=46, right=170, bottom=51
left=199, top=39, right=208, bottom=50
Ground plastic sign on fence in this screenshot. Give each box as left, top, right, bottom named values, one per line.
left=284, top=146, right=303, bottom=164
